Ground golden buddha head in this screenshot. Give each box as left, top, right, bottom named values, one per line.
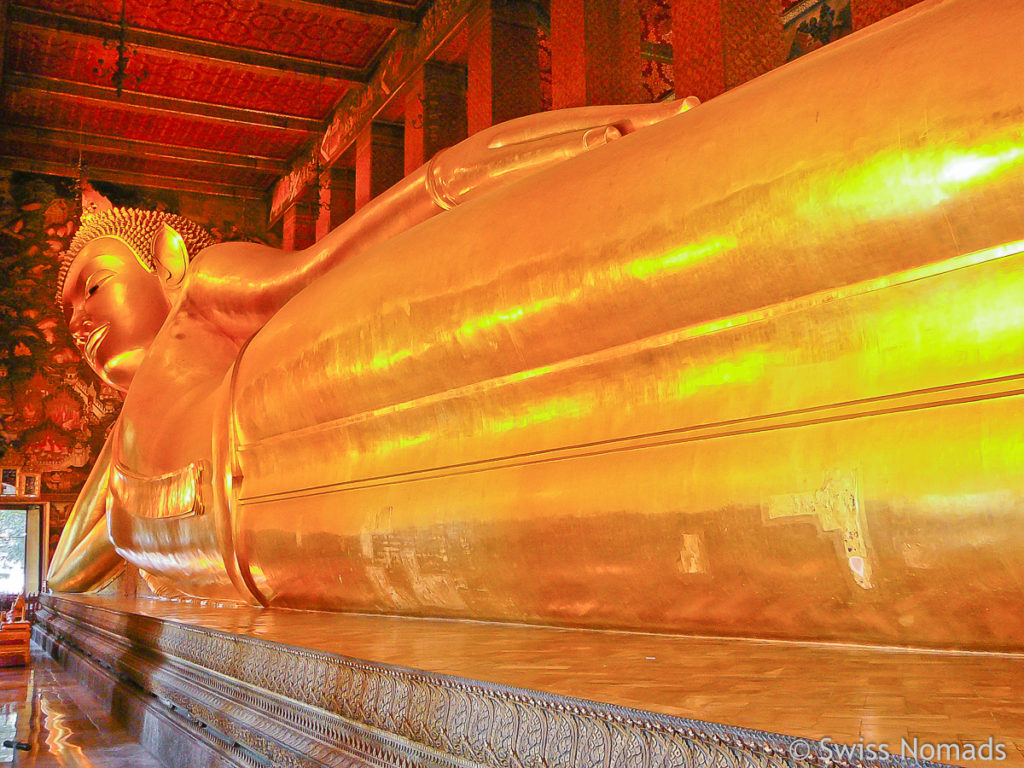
left=57, top=208, right=213, bottom=391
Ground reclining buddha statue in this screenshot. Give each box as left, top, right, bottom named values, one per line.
left=48, top=0, right=1024, bottom=651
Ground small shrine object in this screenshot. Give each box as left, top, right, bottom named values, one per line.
left=0, top=596, right=31, bottom=667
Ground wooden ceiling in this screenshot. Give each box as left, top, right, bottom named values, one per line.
left=0, top=0, right=424, bottom=199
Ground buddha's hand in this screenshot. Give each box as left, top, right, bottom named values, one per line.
left=426, top=96, right=700, bottom=210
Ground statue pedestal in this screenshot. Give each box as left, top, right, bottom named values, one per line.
left=33, top=594, right=1021, bottom=768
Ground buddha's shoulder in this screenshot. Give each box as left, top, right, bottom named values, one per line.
left=191, top=239, right=285, bottom=271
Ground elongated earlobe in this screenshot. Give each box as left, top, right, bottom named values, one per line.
left=151, top=223, right=189, bottom=286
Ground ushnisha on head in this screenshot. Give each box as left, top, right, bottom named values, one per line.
left=57, top=208, right=214, bottom=392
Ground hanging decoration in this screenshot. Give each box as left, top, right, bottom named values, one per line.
left=92, top=0, right=147, bottom=98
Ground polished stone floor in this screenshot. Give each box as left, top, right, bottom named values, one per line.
left=64, top=594, right=1024, bottom=768
left=0, top=650, right=163, bottom=767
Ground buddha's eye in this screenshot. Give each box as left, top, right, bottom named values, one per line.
left=85, top=269, right=116, bottom=298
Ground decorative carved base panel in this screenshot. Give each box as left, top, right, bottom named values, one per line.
left=34, top=595, right=950, bottom=768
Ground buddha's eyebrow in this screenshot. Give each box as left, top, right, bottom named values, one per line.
left=69, top=263, right=94, bottom=293
left=82, top=258, right=112, bottom=282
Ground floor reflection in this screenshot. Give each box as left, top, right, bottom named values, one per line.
left=0, top=652, right=161, bottom=767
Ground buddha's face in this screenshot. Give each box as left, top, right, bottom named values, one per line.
left=61, top=236, right=172, bottom=392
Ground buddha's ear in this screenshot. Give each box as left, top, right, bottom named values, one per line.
left=151, top=224, right=189, bottom=287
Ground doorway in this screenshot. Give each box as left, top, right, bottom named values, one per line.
left=0, top=506, right=47, bottom=596
left=0, top=509, right=26, bottom=594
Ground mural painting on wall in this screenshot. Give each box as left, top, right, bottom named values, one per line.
left=0, top=170, right=270, bottom=501
left=0, top=171, right=115, bottom=499
left=48, top=501, right=74, bottom=564
left=783, top=0, right=853, bottom=61
left=639, top=0, right=673, bottom=102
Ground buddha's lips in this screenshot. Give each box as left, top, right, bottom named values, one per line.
left=84, top=324, right=109, bottom=361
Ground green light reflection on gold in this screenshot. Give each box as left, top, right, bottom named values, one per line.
left=508, top=365, right=553, bottom=383
left=626, top=235, right=737, bottom=280
left=674, top=350, right=770, bottom=399
left=360, top=233, right=1024, bottom=457
left=360, top=234, right=736, bottom=378
left=371, top=348, right=412, bottom=370
left=457, top=295, right=564, bottom=339
left=861, top=249, right=1024, bottom=383
left=487, top=396, right=593, bottom=434
left=372, top=431, right=431, bottom=455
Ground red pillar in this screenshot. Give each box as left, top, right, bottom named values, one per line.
left=281, top=193, right=316, bottom=250
left=720, top=0, right=782, bottom=91
left=355, top=122, right=404, bottom=211
left=467, top=0, right=543, bottom=135
left=316, top=167, right=355, bottom=241
left=405, top=62, right=468, bottom=175
left=671, top=0, right=782, bottom=100
left=852, top=0, right=923, bottom=31
left=550, top=0, right=641, bottom=108
left=671, top=0, right=725, bottom=102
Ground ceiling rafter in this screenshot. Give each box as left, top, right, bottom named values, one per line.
left=250, top=0, right=418, bottom=26
left=0, top=124, right=289, bottom=174
left=0, top=155, right=267, bottom=198
left=270, top=0, right=471, bottom=220
left=7, top=72, right=323, bottom=132
left=8, top=4, right=370, bottom=83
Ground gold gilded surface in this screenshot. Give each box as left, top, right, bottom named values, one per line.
left=49, top=0, right=1024, bottom=650
left=45, top=518, right=123, bottom=594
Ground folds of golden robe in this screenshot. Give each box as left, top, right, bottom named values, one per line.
left=106, top=0, right=1024, bottom=650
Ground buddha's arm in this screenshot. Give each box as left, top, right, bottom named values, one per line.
left=186, top=99, right=697, bottom=343
left=47, top=435, right=123, bottom=592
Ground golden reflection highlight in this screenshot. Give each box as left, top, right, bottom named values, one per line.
left=825, top=135, right=1024, bottom=219
left=41, top=694, right=93, bottom=767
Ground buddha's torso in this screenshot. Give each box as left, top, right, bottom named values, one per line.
left=108, top=285, right=255, bottom=601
